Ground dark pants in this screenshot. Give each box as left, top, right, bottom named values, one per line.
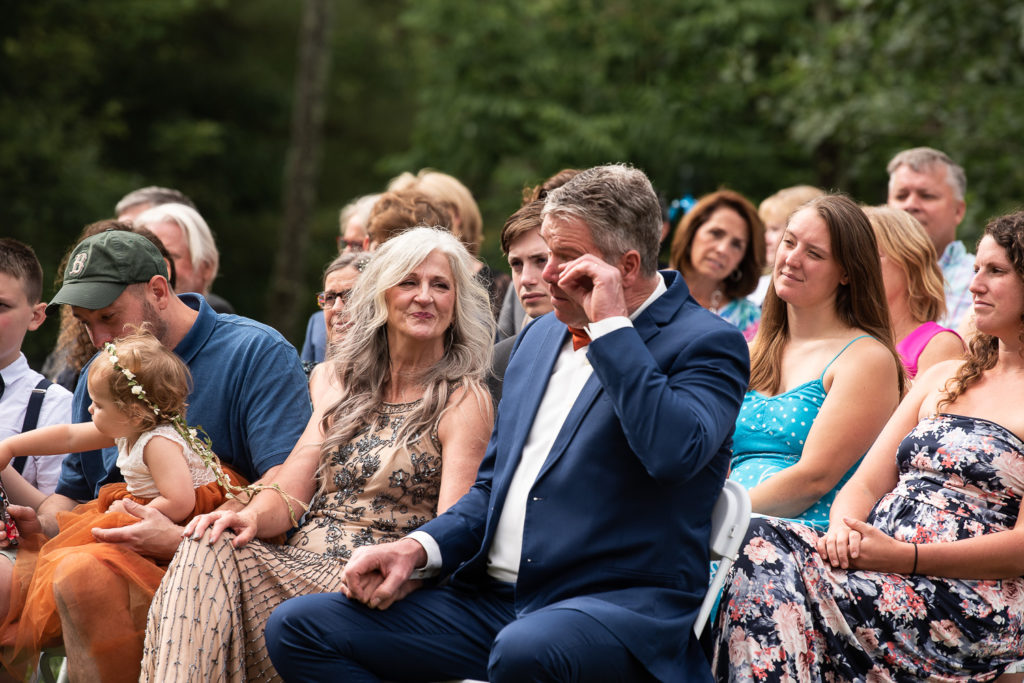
left=265, top=581, right=654, bottom=682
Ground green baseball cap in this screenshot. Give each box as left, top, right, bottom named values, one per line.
left=46, top=230, right=169, bottom=315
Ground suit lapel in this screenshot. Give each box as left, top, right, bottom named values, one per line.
left=533, top=271, right=689, bottom=483
left=633, top=270, right=687, bottom=342
left=491, top=320, right=567, bottom=494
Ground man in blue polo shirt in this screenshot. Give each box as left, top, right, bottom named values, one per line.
left=6, top=228, right=310, bottom=681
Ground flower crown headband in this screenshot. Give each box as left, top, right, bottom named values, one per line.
left=103, top=341, right=305, bottom=523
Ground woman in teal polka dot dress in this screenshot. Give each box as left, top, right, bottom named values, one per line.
left=730, top=195, right=906, bottom=531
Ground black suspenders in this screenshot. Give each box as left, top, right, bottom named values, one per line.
left=13, top=378, right=52, bottom=474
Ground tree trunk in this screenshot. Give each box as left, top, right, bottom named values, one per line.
left=268, top=0, right=334, bottom=339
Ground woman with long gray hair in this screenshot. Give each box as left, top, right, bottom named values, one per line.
left=140, top=227, right=495, bottom=682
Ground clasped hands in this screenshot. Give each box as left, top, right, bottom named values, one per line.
left=817, top=517, right=915, bottom=574
left=338, top=538, right=425, bottom=610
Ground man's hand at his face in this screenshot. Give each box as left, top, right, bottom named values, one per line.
left=554, top=254, right=629, bottom=323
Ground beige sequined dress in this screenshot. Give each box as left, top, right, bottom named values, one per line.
left=140, top=399, right=442, bottom=682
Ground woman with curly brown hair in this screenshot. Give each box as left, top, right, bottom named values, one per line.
left=713, top=210, right=1024, bottom=681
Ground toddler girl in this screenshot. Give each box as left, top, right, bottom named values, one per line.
left=0, top=331, right=248, bottom=670
left=0, top=332, right=243, bottom=521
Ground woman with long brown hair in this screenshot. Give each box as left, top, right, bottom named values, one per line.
left=729, top=195, right=904, bottom=530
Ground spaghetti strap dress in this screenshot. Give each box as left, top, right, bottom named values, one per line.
left=729, top=335, right=870, bottom=530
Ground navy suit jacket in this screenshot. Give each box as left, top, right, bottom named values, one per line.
left=418, top=270, right=749, bottom=681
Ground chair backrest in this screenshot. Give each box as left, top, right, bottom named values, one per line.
left=692, top=479, right=752, bottom=637
left=34, top=648, right=68, bottom=683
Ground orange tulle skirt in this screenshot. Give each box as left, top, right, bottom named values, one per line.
left=1, top=470, right=246, bottom=680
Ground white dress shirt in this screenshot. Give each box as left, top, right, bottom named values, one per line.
left=0, top=354, right=73, bottom=494
left=409, top=276, right=668, bottom=580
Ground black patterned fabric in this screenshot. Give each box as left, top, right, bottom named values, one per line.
left=142, top=399, right=443, bottom=682
left=714, top=414, right=1024, bottom=681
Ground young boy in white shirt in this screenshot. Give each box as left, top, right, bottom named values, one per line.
left=0, top=238, right=72, bottom=504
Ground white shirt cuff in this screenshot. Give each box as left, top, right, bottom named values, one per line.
left=405, top=530, right=442, bottom=579
left=585, top=316, right=632, bottom=340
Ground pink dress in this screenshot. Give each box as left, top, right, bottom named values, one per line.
left=896, top=321, right=961, bottom=379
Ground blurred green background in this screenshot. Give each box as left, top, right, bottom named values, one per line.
left=6, top=0, right=1024, bottom=366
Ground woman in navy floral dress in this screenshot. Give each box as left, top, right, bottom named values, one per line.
left=713, top=212, right=1024, bottom=681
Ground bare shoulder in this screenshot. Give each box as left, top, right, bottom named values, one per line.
left=835, top=335, right=897, bottom=373
left=443, top=382, right=492, bottom=420
left=307, top=363, right=329, bottom=398
left=913, top=358, right=965, bottom=393
left=922, top=330, right=967, bottom=360
left=905, top=358, right=966, bottom=417
left=439, top=382, right=493, bottom=439
left=309, top=362, right=343, bottom=412
left=819, top=334, right=899, bottom=396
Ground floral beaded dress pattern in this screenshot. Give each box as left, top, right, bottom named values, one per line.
left=714, top=414, right=1024, bottom=681
left=288, top=398, right=442, bottom=560
left=140, top=398, right=444, bottom=683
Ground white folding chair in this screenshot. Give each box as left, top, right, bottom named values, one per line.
left=692, top=479, right=752, bottom=638
left=32, top=647, right=68, bottom=683
left=1001, top=660, right=1024, bottom=676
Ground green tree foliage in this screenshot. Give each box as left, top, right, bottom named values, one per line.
left=390, top=0, right=816, bottom=257
left=393, top=0, right=1024, bottom=254
left=4, top=0, right=1024, bottom=365
left=2, top=1, right=301, bottom=362
left=768, top=0, right=1024, bottom=236
left=2, top=1, right=414, bottom=361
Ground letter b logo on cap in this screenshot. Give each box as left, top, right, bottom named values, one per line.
left=69, top=252, right=88, bottom=276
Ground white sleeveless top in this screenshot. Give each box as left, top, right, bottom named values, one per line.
left=115, top=423, right=217, bottom=498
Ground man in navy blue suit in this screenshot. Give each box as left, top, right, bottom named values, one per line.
left=265, top=164, right=750, bottom=682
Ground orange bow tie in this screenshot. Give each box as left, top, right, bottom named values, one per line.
left=568, top=326, right=591, bottom=351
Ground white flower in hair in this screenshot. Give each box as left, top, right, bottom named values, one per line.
left=131, top=385, right=143, bottom=396
left=123, top=369, right=136, bottom=380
